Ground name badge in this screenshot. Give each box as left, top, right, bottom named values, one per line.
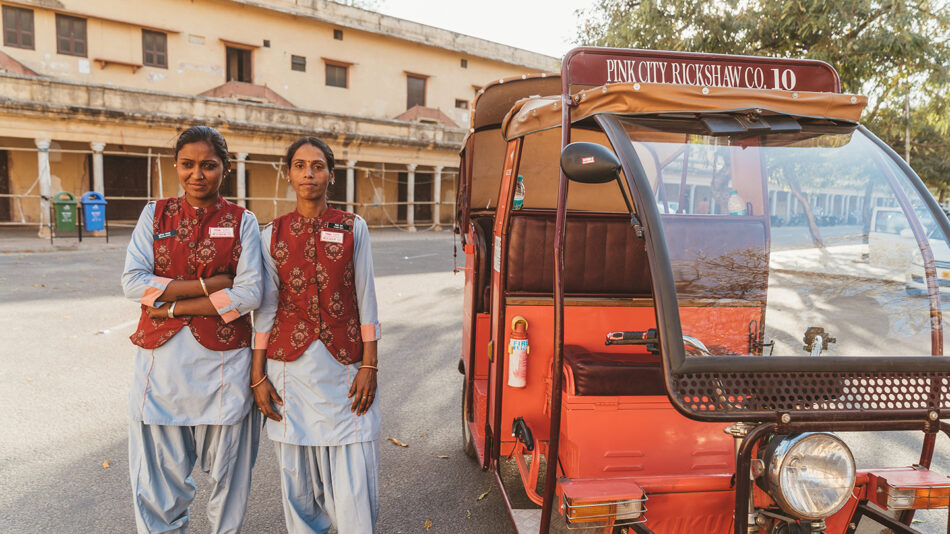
left=209, top=227, right=234, bottom=238
left=321, top=230, right=344, bottom=243
left=154, top=230, right=177, bottom=240
left=327, top=222, right=351, bottom=231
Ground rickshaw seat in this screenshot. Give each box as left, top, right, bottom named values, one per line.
left=563, top=345, right=666, bottom=396
left=507, top=214, right=651, bottom=296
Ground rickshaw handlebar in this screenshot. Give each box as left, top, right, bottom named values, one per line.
left=605, top=329, right=659, bottom=346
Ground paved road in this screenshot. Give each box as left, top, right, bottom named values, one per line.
left=1, top=228, right=949, bottom=533
left=0, top=229, right=512, bottom=534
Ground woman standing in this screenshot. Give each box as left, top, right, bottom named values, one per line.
left=122, top=125, right=262, bottom=533
left=251, top=137, right=380, bottom=534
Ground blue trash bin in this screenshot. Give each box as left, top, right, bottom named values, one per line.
left=80, top=191, right=107, bottom=231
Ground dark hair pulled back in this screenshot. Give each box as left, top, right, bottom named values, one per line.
left=284, top=137, right=335, bottom=174
left=175, top=126, right=231, bottom=171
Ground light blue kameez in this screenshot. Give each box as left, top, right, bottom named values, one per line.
left=122, top=201, right=263, bottom=534
left=255, top=216, right=381, bottom=534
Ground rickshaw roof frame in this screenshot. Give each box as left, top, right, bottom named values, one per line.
left=502, top=82, right=867, bottom=141
left=556, top=48, right=950, bottom=424
left=461, top=73, right=562, bottom=148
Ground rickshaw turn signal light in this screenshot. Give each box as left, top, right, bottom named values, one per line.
left=559, top=479, right=645, bottom=526
left=867, top=468, right=950, bottom=510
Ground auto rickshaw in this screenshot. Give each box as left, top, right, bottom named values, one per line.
left=455, top=47, right=950, bottom=534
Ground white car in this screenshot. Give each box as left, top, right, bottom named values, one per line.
left=906, top=225, right=950, bottom=296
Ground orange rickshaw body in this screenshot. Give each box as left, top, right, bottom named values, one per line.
left=456, top=48, right=950, bottom=534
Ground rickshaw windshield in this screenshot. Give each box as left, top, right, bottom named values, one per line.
left=618, top=116, right=948, bottom=358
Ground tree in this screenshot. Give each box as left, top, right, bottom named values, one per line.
left=576, top=0, right=950, bottom=194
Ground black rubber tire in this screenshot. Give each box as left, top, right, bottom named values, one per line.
left=461, top=379, right=477, bottom=459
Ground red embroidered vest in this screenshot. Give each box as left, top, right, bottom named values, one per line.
left=266, top=208, right=363, bottom=364
left=130, top=196, right=252, bottom=351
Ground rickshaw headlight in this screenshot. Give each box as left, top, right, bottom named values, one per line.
left=764, top=433, right=856, bottom=519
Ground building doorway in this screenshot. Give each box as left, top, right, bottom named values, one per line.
left=396, top=170, right=432, bottom=225
left=329, top=168, right=349, bottom=210
left=219, top=166, right=248, bottom=204
left=0, top=151, right=9, bottom=222
left=104, top=155, right=148, bottom=220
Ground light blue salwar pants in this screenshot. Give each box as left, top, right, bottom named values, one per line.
left=128, top=409, right=261, bottom=533
left=275, top=440, right=379, bottom=534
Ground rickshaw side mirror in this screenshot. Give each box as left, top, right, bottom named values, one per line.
left=559, top=142, right=621, bottom=184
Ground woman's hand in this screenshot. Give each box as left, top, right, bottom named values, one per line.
left=348, top=367, right=378, bottom=416
left=204, top=273, right=234, bottom=294
left=145, top=303, right=170, bottom=319
left=252, top=378, right=283, bottom=422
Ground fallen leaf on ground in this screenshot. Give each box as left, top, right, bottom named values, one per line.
left=466, top=509, right=472, bottom=519
left=476, top=488, right=491, bottom=501
left=424, top=519, right=432, bottom=531
left=420, top=433, right=426, bottom=437
left=387, top=436, right=408, bottom=447
left=102, top=460, right=110, bottom=469
left=437, top=455, right=449, bottom=459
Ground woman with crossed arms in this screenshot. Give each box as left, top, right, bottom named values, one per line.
left=251, top=136, right=381, bottom=534
left=122, top=125, right=262, bottom=533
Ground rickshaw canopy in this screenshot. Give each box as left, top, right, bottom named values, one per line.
left=501, top=82, right=868, bottom=141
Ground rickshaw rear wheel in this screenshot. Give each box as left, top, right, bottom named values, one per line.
left=461, top=379, right=477, bottom=459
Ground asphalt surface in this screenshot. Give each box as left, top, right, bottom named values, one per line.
left=2, top=226, right=950, bottom=534
left=0, top=228, right=512, bottom=534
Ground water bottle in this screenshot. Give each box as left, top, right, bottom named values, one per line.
left=727, top=189, right=746, bottom=216
left=513, top=175, right=525, bottom=210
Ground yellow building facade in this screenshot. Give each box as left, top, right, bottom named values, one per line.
left=0, top=0, right=558, bottom=231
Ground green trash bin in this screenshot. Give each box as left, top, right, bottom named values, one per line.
left=52, top=192, right=79, bottom=232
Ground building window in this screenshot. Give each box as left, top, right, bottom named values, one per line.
left=407, top=75, right=426, bottom=109
left=263, top=39, right=270, bottom=47
left=226, top=46, right=252, bottom=82
left=2, top=6, right=33, bottom=50
left=460, top=58, right=468, bottom=68
left=56, top=14, right=86, bottom=57
left=455, top=99, right=468, bottom=110
left=291, top=55, right=306, bottom=72
left=325, top=63, right=347, bottom=88
left=142, top=30, right=167, bottom=69
left=333, top=29, right=343, bottom=40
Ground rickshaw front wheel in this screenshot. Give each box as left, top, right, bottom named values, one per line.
left=461, top=379, right=477, bottom=459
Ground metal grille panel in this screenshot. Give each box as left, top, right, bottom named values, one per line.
left=672, top=372, right=950, bottom=418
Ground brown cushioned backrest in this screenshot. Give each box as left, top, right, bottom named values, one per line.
left=564, top=345, right=666, bottom=396
left=507, top=214, right=652, bottom=297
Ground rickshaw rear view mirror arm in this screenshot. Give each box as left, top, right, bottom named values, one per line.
left=559, top=142, right=621, bottom=184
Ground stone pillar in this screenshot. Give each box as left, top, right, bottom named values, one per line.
left=785, top=191, right=792, bottom=222
left=688, top=184, right=696, bottom=214
left=236, top=152, right=247, bottom=207
left=346, top=160, right=356, bottom=213
left=433, top=165, right=443, bottom=229
left=36, top=138, right=51, bottom=237
left=406, top=163, right=416, bottom=231
left=90, top=142, right=105, bottom=195
left=770, top=190, right=777, bottom=216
